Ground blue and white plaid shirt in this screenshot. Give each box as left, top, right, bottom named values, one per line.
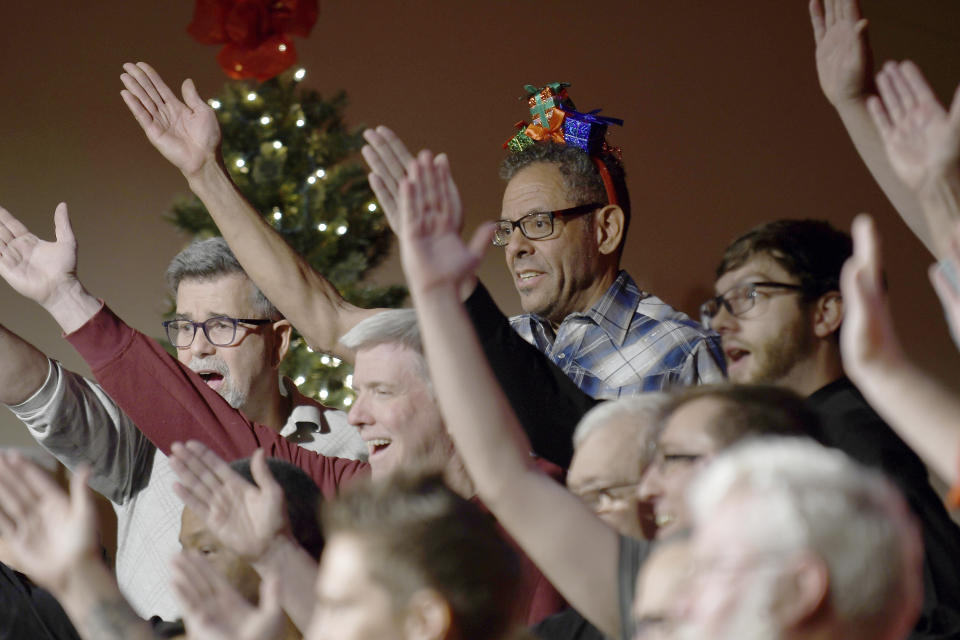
left=510, top=271, right=726, bottom=399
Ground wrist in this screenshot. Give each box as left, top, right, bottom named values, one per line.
left=183, top=151, right=227, bottom=190
left=42, top=279, right=102, bottom=335
left=251, top=532, right=298, bottom=570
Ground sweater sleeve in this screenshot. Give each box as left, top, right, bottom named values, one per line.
left=464, top=283, right=599, bottom=468
left=64, top=304, right=367, bottom=497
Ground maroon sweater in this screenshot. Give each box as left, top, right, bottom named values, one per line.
left=66, top=304, right=565, bottom=624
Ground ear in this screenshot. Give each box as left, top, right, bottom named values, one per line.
left=812, top=291, right=843, bottom=339
left=594, top=204, right=626, bottom=256
left=271, top=319, right=293, bottom=368
left=403, top=588, right=451, bottom=640
left=772, top=552, right=830, bottom=629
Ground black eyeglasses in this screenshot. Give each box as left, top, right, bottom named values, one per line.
left=492, top=202, right=603, bottom=247
left=699, top=281, right=805, bottom=329
left=162, top=316, right=272, bottom=348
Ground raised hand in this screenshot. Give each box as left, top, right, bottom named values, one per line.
left=867, top=61, right=960, bottom=191
left=398, top=150, right=493, bottom=295
left=172, top=551, right=285, bottom=640
left=839, top=214, right=906, bottom=377
left=929, top=221, right=960, bottom=349
left=0, top=203, right=78, bottom=307
left=120, top=62, right=221, bottom=178
left=170, top=441, right=290, bottom=561
left=810, top=0, right=872, bottom=107
left=0, top=454, right=97, bottom=592
left=361, top=126, right=459, bottom=234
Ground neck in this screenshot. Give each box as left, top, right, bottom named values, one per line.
left=240, top=379, right=292, bottom=432
left=547, top=267, right=619, bottom=331
left=781, top=343, right=845, bottom=398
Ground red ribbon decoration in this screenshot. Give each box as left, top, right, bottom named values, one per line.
left=188, top=0, right=319, bottom=81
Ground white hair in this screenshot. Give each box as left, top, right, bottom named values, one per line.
left=572, top=393, right=670, bottom=450
left=688, top=438, right=923, bottom=638
left=339, top=309, right=429, bottom=382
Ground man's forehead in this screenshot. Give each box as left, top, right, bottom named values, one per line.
left=501, top=162, right=575, bottom=220
left=714, top=253, right=796, bottom=294
left=175, top=274, right=256, bottom=314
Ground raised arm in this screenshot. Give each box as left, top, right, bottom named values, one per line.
left=397, top=152, right=623, bottom=638
left=866, top=61, right=960, bottom=259
left=119, top=61, right=381, bottom=358
left=809, top=0, right=933, bottom=251
left=0, top=322, right=50, bottom=406
left=169, top=441, right=318, bottom=631
left=840, top=214, right=960, bottom=484
left=0, top=454, right=160, bottom=640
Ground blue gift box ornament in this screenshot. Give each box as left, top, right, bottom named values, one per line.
left=562, top=109, right=624, bottom=155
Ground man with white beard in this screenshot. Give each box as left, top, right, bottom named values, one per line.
left=678, top=438, right=923, bottom=640
left=0, top=234, right=366, bottom=620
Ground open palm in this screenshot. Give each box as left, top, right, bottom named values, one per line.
left=810, top=0, right=871, bottom=106
left=120, top=62, right=221, bottom=177
left=0, top=203, right=77, bottom=306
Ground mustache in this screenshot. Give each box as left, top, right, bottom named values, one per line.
left=187, top=356, right=230, bottom=378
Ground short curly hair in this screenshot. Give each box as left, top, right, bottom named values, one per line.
left=500, top=143, right=631, bottom=245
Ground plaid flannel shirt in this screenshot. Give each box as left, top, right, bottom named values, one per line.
left=510, top=271, right=726, bottom=399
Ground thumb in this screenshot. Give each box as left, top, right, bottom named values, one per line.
left=948, top=82, right=960, bottom=127
left=250, top=449, right=280, bottom=495
left=467, top=222, right=497, bottom=263
left=53, top=203, right=76, bottom=247
left=182, top=78, right=207, bottom=111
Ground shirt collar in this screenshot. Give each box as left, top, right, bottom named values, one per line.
left=576, top=270, right=642, bottom=346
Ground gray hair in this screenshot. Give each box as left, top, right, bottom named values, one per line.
left=689, top=438, right=923, bottom=638
left=165, top=237, right=279, bottom=318
left=500, top=142, right=631, bottom=239
left=572, top=393, right=670, bottom=450
left=339, top=309, right=428, bottom=381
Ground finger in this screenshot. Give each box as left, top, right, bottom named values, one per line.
left=886, top=61, right=917, bottom=114
left=368, top=173, right=399, bottom=220
left=851, top=213, right=881, bottom=281
left=136, top=62, right=179, bottom=107
left=0, top=455, right=42, bottom=518
left=120, top=89, right=156, bottom=131
left=418, top=150, right=440, bottom=217
left=876, top=65, right=905, bottom=123
left=191, top=439, right=241, bottom=486
left=809, top=0, right=826, bottom=42
left=69, top=465, right=93, bottom=518
left=0, top=204, right=31, bottom=238
left=948, top=82, right=960, bottom=127
left=824, top=0, right=835, bottom=27
left=250, top=449, right=281, bottom=498
left=170, top=552, right=210, bottom=605
left=53, top=203, right=76, bottom=248
left=181, top=78, right=208, bottom=112
left=362, top=144, right=400, bottom=194
left=362, top=128, right=408, bottom=185
left=898, top=60, right=937, bottom=108
left=376, top=125, right=415, bottom=172
left=399, top=176, right=419, bottom=235
left=866, top=95, right=895, bottom=141
left=120, top=68, right=161, bottom=120
left=468, top=222, right=497, bottom=262
left=434, top=154, right=461, bottom=230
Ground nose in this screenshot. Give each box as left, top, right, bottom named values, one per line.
left=504, top=227, right=534, bottom=265
left=189, top=325, right=217, bottom=358
left=347, top=392, right=371, bottom=427
left=637, top=464, right=662, bottom=503
left=708, top=302, right=738, bottom=335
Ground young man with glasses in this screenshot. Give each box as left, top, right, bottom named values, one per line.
left=700, top=218, right=960, bottom=640
left=0, top=233, right=366, bottom=621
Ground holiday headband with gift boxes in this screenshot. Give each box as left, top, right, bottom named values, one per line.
left=504, top=82, right=624, bottom=206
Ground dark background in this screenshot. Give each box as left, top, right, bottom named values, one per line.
left=2, top=0, right=960, bottom=448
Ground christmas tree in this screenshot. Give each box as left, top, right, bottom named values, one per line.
left=166, top=66, right=406, bottom=409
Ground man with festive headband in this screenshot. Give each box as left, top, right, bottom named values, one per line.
left=112, top=66, right=722, bottom=458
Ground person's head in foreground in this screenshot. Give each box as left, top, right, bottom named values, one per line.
left=311, top=473, right=522, bottom=640
left=704, top=220, right=851, bottom=395
left=567, top=394, right=670, bottom=540
left=179, top=457, right=324, bottom=605
left=340, top=310, right=467, bottom=489
left=638, top=384, right=822, bottom=539
left=677, top=437, right=923, bottom=640
left=497, top=83, right=629, bottom=328
left=165, top=238, right=293, bottom=415
left=632, top=534, right=692, bottom=640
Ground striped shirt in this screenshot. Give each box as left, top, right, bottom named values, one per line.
left=510, top=271, right=726, bottom=399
